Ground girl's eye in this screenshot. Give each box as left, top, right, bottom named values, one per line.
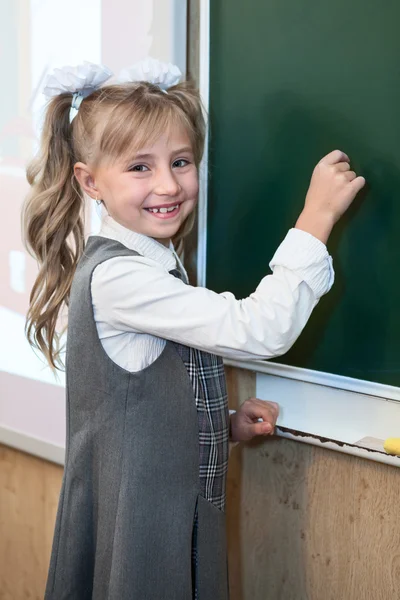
left=129, top=164, right=149, bottom=172
left=172, top=159, right=189, bottom=168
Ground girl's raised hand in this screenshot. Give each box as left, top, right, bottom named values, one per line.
left=230, top=398, right=279, bottom=443
left=295, top=149, right=366, bottom=244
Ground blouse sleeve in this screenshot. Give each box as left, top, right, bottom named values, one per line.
left=91, top=228, right=334, bottom=361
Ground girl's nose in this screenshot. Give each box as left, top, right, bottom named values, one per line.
left=154, top=169, right=181, bottom=197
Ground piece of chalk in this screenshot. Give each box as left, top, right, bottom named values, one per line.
left=383, top=438, right=400, bottom=456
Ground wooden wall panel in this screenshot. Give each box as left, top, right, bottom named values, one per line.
left=225, top=366, right=400, bottom=600
left=0, top=445, right=62, bottom=600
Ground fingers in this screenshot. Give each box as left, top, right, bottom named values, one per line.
left=344, top=170, right=357, bottom=181
left=301, top=149, right=365, bottom=244
left=319, top=149, right=349, bottom=166
left=350, top=175, right=366, bottom=195
left=322, top=152, right=363, bottom=185
left=232, top=398, right=280, bottom=442
left=251, top=421, right=274, bottom=436
left=244, top=397, right=279, bottom=422
left=322, top=152, right=364, bottom=190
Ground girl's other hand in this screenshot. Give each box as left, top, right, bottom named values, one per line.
left=230, top=398, right=279, bottom=443
left=295, top=149, right=366, bottom=244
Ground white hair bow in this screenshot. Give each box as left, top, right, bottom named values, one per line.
left=118, top=57, right=182, bottom=90
left=43, top=61, right=113, bottom=122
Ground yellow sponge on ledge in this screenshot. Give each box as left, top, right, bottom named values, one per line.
left=383, top=438, right=400, bottom=456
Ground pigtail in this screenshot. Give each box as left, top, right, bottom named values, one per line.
left=23, top=94, right=85, bottom=370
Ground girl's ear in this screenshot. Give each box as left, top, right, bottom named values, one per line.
left=74, top=162, right=98, bottom=198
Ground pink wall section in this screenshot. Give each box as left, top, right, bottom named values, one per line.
left=1, top=372, right=65, bottom=447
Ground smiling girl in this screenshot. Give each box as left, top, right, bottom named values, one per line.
left=23, top=59, right=364, bottom=600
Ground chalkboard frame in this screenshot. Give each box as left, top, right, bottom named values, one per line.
left=196, top=0, right=400, bottom=404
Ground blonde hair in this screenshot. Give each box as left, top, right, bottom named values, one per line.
left=23, top=81, right=205, bottom=369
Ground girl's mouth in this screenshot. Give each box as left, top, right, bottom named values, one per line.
left=144, top=203, right=181, bottom=219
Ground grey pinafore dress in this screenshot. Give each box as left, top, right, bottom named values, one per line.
left=45, top=236, right=230, bottom=600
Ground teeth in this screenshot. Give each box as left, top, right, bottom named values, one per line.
left=148, top=205, right=178, bottom=214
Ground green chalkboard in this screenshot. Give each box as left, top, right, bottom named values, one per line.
left=207, top=0, right=400, bottom=386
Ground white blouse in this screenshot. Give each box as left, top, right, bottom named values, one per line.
left=91, top=215, right=334, bottom=372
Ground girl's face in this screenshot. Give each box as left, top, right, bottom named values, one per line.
left=76, top=123, right=199, bottom=245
